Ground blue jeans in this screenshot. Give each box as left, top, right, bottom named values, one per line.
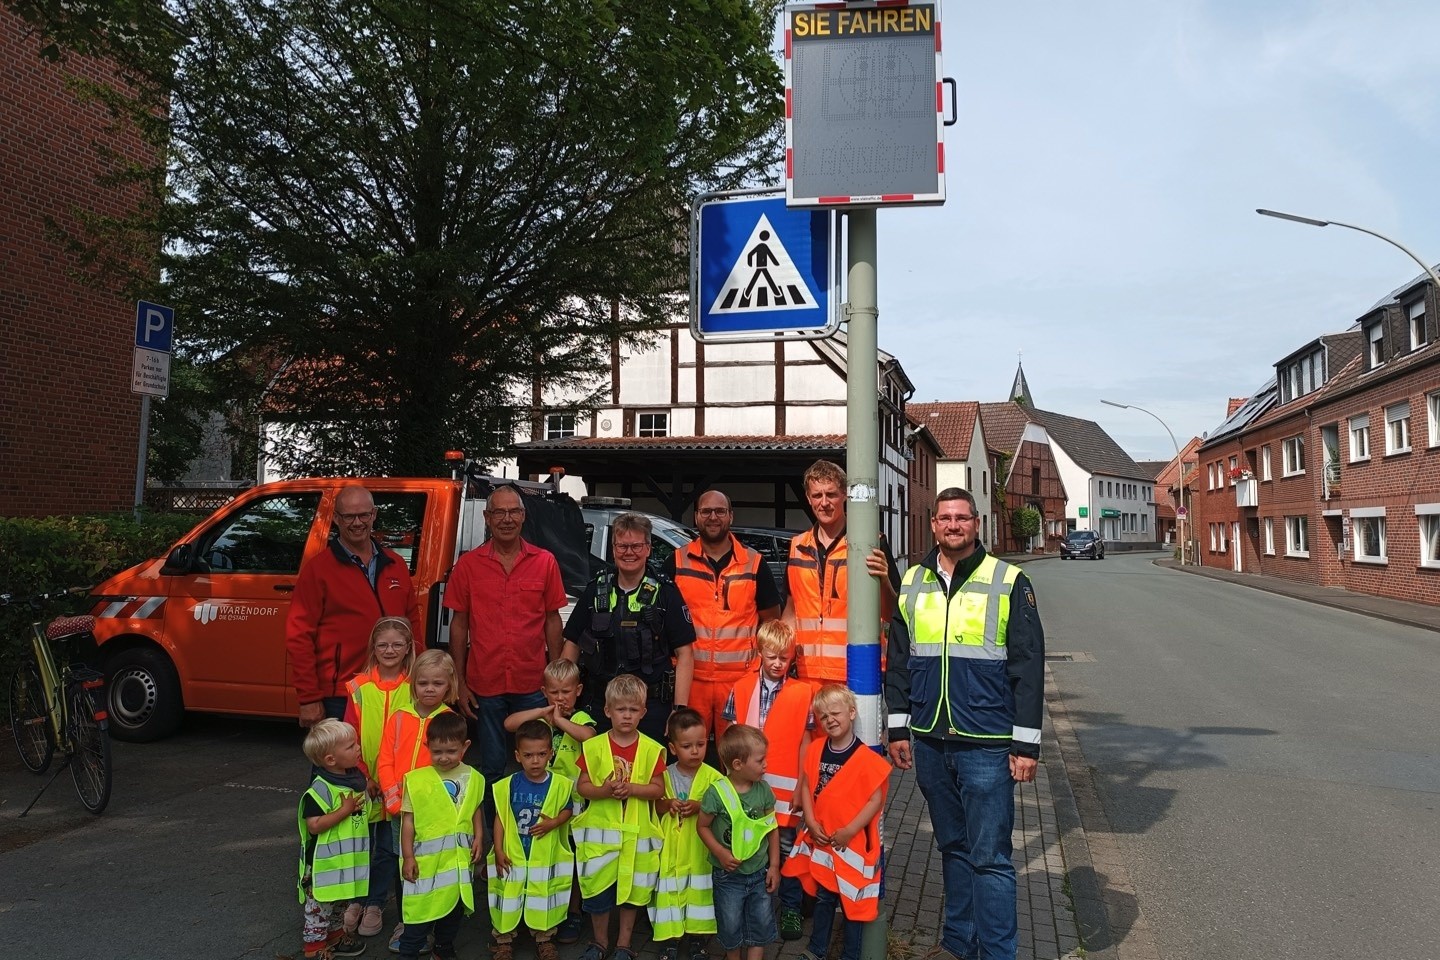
left=364, top=819, right=397, bottom=907
left=475, top=690, right=548, bottom=784
left=809, top=884, right=863, bottom=960
left=778, top=826, right=802, bottom=912
left=711, top=868, right=776, bottom=951
left=397, top=901, right=463, bottom=959
left=913, top=738, right=1018, bottom=960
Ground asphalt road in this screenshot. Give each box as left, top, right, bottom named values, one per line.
left=1034, top=552, right=1440, bottom=960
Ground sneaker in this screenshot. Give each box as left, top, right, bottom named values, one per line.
left=578, top=941, right=609, bottom=960
left=343, top=903, right=364, bottom=935
left=659, top=946, right=680, bottom=960
left=612, top=949, right=636, bottom=960
left=779, top=908, right=804, bottom=941
left=331, top=931, right=367, bottom=957
left=490, top=941, right=514, bottom=960
left=556, top=914, right=583, bottom=945
left=688, top=940, right=710, bottom=960
left=387, top=925, right=431, bottom=956
left=359, top=905, right=384, bottom=937
left=536, top=942, right=560, bottom=960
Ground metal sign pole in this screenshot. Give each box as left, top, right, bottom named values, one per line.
left=134, top=394, right=151, bottom=522
left=844, top=207, right=887, bottom=960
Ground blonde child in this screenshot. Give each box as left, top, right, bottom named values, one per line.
left=377, top=648, right=458, bottom=950
left=341, top=616, right=415, bottom=938
left=504, top=657, right=596, bottom=943
left=572, top=675, right=667, bottom=960
left=397, top=711, right=485, bottom=960
left=784, top=685, right=890, bottom=960
left=487, top=719, right=576, bottom=960
left=720, top=619, right=813, bottom=940
left=298, top=719, right=369, bottom=959
left=696, top=724, right=780, bottom=960
left=651, top=707, right=722, bottom=960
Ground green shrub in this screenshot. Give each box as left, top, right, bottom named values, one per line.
left=1011, top=506, right=1042, bottom=539
left=0, top=511, right=198, bottom=672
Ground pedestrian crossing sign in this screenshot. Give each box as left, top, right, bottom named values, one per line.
left=690, top=189, right=840, bottom=342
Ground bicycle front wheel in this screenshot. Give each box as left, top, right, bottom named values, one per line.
left=66, top=683, right=112, bottom=814
left=8, top=658, right=54, bottom=773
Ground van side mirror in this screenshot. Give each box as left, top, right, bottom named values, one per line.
left=161, top=543, right=203, bottom=576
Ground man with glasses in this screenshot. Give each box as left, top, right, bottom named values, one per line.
left=287, top=484, right=420, bottom=728
left=564, top=512, right=695, bottom=741
left=885, top=488, right=1045, bottom=960
left=662, top=489, right=780, bottom=740
left=446, top=484, right=568, bottom=787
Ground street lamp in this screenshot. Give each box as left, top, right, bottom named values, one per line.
left=1101, top=399, right=1188, bottom=564
left=1256, top=209, right=1440, bottom=293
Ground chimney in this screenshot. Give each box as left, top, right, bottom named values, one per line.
left=1226, top=397, right=1248, bottom=417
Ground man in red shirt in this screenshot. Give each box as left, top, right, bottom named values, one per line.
left=287, top=484, right=420, bottom=728
left=445, top=484, right=567, bottom=785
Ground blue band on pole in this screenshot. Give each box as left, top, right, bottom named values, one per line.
left=846, top=643, right=881, bottom=696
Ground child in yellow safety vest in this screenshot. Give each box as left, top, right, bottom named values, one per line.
left=487, top=719, right=576, bottom=960
left=504, top=658, right=597, bottom=945
left=572, top=674, right=668, bottom=960
left=697, top=724, right=780, bottom=960
left=298, top=719, right=369, bottom=960
left=397, top=711, right=485, bottom=960
left=783, top=685, right=890, bottom=960
left=651, top=708, right=723, bottom=960
left=342, top=616, right=415, bottom=940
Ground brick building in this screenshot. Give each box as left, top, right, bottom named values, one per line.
left=1193, top=273, right=1440, bottom=604
left=904, top=414, right=943, bottom=563
left=977, top=402, right=1068, bottom=554
left=0, top=9, right=157, bottom=515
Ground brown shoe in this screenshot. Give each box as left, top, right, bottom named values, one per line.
left=490, top=941, right=514, bottom=960
left=536, top=942, right=559, bottom=960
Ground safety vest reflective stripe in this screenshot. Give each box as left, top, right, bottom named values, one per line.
left=413, top=834, right=467, bottom=857
left=711, top=779, right=776, bottom=861
left=1013, top=724, right=1042, bottom=744
left=692, top=646, right=753, bottom=662
left=297, top=778, right=370, bottom=904
left=577, top=851, right=619, bottom=878
left=312, top=864, right=369, bottom=889
left=408, top=866, right=471, bottom=895
left=314, top=836, right=367, bottom=859
left=572, top=827, right=624, bottom=845
left=793, top=617, right=848, bottom=632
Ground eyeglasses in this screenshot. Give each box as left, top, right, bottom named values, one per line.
left=614, top=542, right=649, bottom=554
left=336, top=511, right=374, bottom=523
left=374, top=641, right=410, bottom=651
left=936, top=514, right=976, bottom=524
left=696, top=508, right=730, bottom=517
left=486, top=508, right=525, bottom=519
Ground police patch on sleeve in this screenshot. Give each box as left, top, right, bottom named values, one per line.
left=683, top=606, right=692, bottom=623
left=1023, top=586, right=1037, bottom=609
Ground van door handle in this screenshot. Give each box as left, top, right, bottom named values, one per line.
left=274, top=583, right=296, bottom=593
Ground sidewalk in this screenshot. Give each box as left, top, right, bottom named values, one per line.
left=1155, top=558, right=1440, bottom=633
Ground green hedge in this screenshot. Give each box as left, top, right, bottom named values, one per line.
left=1, top=511, right=199, bottom=671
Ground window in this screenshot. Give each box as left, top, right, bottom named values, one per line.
left=1141, top=513, right=1147, bottom=533
left=1264, top=517, right=1275, bottom=555
left=1366, top=321, right=1385, bottom=368
left=545, top=413, right=577, bottom=439
left=1285, top=515, right=1309, bottom=557
left=1031, top=467, right=1040, bottom=495
left=982, top=470, right=988, bottom=490
left=1209, top=523, right=1217, bottom=551
left=1207, top=464, right=1216, bottom=490
left=367, top=493, right=429, bottom=573
left=1348, top=414, right=1370, bottom=462
left=1218, top=523, right=1227, bottom=552
left=200, top=493, right=321, bottom=575
left=1430, top=391, right=1440, bottom=448
left=1419, top=505, right=1440, bottom=568
left=1352, top=509, right=1387, bottom=563
left=1385, top=402, right=1411, bottom=455
left=1261, top=446, right=1272, bottom=481
left=1282, top=435, right=1305, bottom=476
left=1228, top=456, right=1238, bottom=486
left=637, top=411, right=669, bottom=437
left=1409, top=300, right=1428, bottom=352
left=1278, top=348, right=1326, bottom=403
left=966, top=466, right=973, bottom=489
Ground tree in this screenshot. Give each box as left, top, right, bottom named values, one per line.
left=23, top=0, right=784, bottom=476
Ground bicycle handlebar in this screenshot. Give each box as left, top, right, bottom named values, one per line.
left=0, top=587, right=92, bottom=607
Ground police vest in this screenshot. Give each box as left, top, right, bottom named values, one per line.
left=572, top=733, right=665, bottom=906
left=782, top=740, right=889, bottom=921
left=651, top=763, right=724, bottom=941
left=347, top=668, right=414, bottom=823
left=297, top=777, right=370, bottom=904
left=401, top=765, right=484, bottom=923
left=486, top=772, right=575, bottom=935
left=898, top=554, right=1021, bottom=740
left=672, top=537, right=761, bottom=681
left=579, top=574, right=668, bottom=680
left=729, top=672, right=814, bottom=827
left=710, top=778, right=777, bottom=861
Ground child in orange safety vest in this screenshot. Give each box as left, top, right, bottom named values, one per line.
left=783, top=684, right=889, bottom=960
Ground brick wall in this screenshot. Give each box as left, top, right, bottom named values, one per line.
left=0, top=10, right=156, bottom=516
left=995, top=439, right=1067, bottom=554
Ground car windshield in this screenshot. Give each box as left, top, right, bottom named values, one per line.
left=1067, top=532, right=1094, bottom=542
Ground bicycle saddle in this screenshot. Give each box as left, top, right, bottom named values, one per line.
left=47, top=615, right=96, bottom=640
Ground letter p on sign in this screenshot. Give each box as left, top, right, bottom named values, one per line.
left=135, top=301, right=175, bottom=353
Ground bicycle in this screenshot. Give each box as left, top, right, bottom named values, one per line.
left=5, top=590, right=113, bottom=815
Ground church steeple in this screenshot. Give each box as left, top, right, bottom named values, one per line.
left=1009, top=352, right=1034, bottom=407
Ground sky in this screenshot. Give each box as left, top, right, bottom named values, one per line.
left=809, top=0, right=1440, bottom=463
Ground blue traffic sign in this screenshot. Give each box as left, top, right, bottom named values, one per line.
left=135, top=301, right=174, bottom=353
left=691, top=192, right=839, bottom=342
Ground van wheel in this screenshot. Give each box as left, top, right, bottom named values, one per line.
left=106, top=647, right=183, bottom=742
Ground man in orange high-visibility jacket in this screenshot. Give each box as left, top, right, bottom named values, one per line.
left=784, top=460, right=899, bottom=685
left=664, top=489, right=781, bottom=739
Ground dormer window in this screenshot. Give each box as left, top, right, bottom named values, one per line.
left=1366, top=321, right=1385, bottom=368
left=1409, top=300, right=1428, bottom=352
left=1278, top=348, right=1325, bottom=403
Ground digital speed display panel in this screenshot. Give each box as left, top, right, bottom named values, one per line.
left=785, top=2, right=945, bottom=207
